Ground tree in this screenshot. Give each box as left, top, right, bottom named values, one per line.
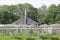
left=0, top=3, right=38, bottom=24
left=0, top=8, right=20, bottom=24
left=38, top=4, right=48, bottom=24
left=55, top=4, right=60, bottom=23
left=17, top=3, right=38, bottom=22
left=46, top=4, right=57, bottom=24
left=0, top=3, right=60, bottom=24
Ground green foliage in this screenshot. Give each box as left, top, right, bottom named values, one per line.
left=38, top=4, right=48, bottom=24
left=29, top=29, right=34, bottom=35
left=0, top=3, right=60, bottom=24
left=38, top=4, right=60, bottom=24
left=26, top=38, right=35, bottom=40
left=0, top=34, right=60, bottom=40
left=0, top=9, right=20, bottom=24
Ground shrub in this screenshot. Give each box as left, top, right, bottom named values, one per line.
left=15, top=36, right=22, bottom=40
left=29, top=29, right=34, bottom=35
left=51, top=37, right=59, bottom=40
left=26, top=38, right=35, bottom=40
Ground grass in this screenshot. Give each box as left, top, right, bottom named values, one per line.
left=0, top=34, right=60, bottom=40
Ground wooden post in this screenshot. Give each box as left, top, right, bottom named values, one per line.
left=16, top=27, right=19, bottom=34
left=24, top=9, right=27, bottom=25
left=5, top=28, right=9, bottom=35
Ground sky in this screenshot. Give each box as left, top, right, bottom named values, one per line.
left=0, top=0, right=60, bottom=8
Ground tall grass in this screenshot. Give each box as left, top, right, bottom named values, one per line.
left=0, top=34, right=60, bottom=40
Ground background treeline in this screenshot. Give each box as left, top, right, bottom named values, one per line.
left=0, top=3, right=60, bottom=24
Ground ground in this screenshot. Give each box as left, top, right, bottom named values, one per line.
left=0, top=34, right=60, bottom=40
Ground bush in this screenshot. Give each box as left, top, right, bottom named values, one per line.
left=26, top=38, right=35, bottom=40
left=51, top=37, right=59, bottom=40
left=15, top=37, right=22, bottom=40
left=40, top=35, right=49, bottom=40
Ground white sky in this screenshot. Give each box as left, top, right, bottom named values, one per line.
left=0, top=0, right=60, bottom=8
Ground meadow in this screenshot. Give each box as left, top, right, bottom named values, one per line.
left=0, top=34, right=60, bottom=40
